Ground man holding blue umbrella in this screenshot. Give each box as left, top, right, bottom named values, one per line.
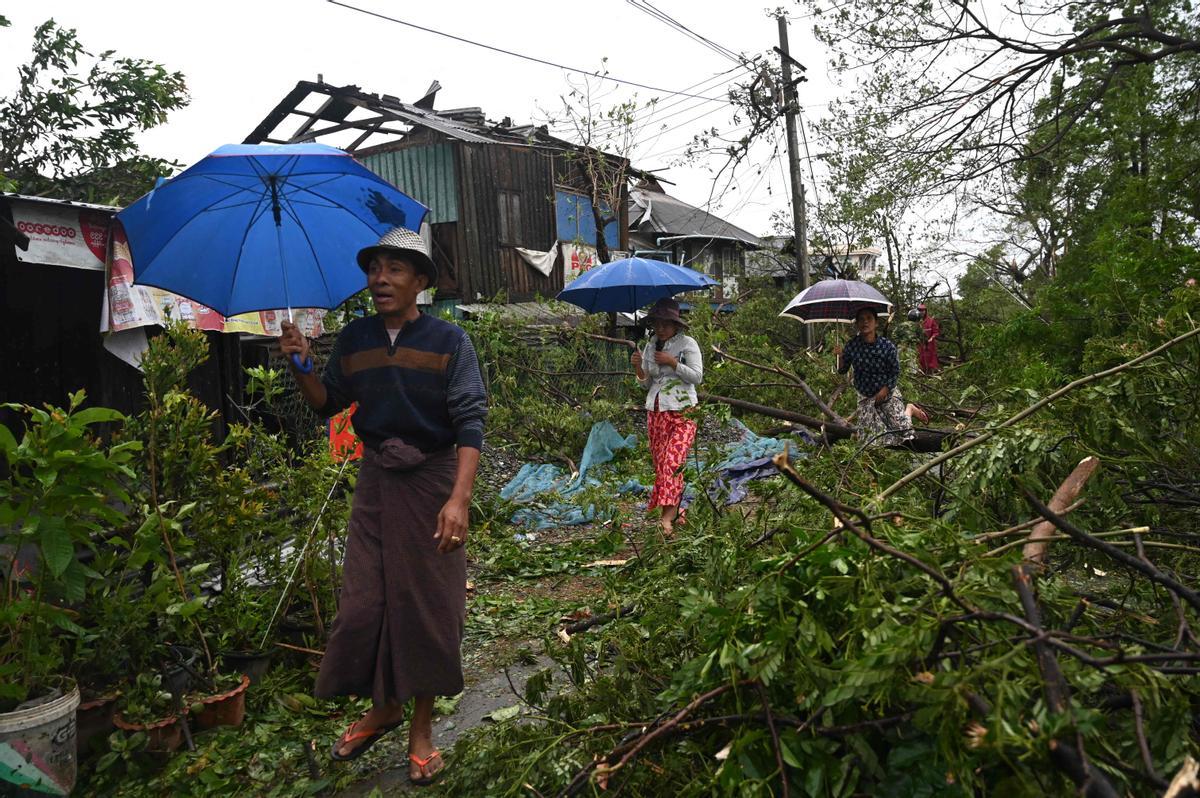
left=279, top=227, right=486, bottom=785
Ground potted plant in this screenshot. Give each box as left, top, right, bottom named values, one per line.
left=187, top=672, right=251, bottom=730
left=211, top=584, right=276, bottom=685
left=112, top=673, right=187, bottom=753
left=0, top=393, right=137, bottom=792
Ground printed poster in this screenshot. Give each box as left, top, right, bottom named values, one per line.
left=562, top=241, right=598, bottom=284
left=104, top=223, right=326, bottom=337
left=12, top=201, right=109, bottom=271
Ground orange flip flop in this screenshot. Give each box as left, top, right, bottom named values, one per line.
left=329, top=716, right=404, bottom=761
left=409, top=749, right=444, bottom=786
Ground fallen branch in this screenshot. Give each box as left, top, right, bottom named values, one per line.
left=559, top=682, right=747, bottom=797
left=562, top=604, right=637, bottom=635
left=1021, top=488, right=1200, bottom=613
left=1012, top=565, right=1069, bottom=713
left=1023, top=457, right=1101, bottom=566
left=1047, top=739, right=1121, bottom=798
left=974, top=499, right=1087, bottom=541
left=579, top=331, right=637, bottom=349
left=712, top=344, right=848, bottom=425
left=877, top=325, right=1200, bottom=504
left=983, top=526, right=1152, bottom=558
left=1129, top=690, right=1165, bottom=787
left=772, top=452, right=971, bottom=612
left=701, top=391, right=840, bottom=431
left=756, top=682, right=790, bottom=798
left=1166, top=756, right=1200, bottom=798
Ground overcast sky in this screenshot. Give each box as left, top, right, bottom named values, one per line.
left=2, top=1, right=837, bottom=237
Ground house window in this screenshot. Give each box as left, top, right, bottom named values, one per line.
left=498, top=191, right=521, bottom=245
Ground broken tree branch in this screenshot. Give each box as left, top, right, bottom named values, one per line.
left=974, top=499, right=1087, bottom=541
left=1021, top=488, right=1200, bottom=613
left=1012, top=564, right=1069, bottom=713
left=1023, top=457, right=1101, bottom=566
left=756, top=682, right=790, bottom=798
left=712, top=344, right=848, bottom=425
left=1130, top=689, right=1165, bottom=786
left=562, top=603, right=637, bottom=635
left=877, top=325, right=1200, bottom=504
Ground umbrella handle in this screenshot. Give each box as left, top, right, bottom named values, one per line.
left=291, top=353, right=314, bottom=374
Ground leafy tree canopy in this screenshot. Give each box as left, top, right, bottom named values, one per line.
left=0, top=18, right=188, bottom=204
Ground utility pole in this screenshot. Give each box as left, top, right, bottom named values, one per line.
left=776, top=15, right=809, bottom=346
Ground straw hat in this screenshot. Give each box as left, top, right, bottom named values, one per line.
left=355, top=227, right=437, bottom=287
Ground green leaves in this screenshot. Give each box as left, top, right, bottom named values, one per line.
left=1, top=394, right=134, bottom=695
left=0, top=17, right=187, bottom=202
left=37, top=516, right=73, bottom=577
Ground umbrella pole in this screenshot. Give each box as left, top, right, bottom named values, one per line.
left=269, top=177, right=295, bottom=326
left=269, top=177, right=312, bottom=372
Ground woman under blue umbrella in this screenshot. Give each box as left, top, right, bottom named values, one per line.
left=629, top=298, right=703, bottom=537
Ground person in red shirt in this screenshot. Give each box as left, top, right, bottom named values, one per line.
left=917, top=303, right=940, bottom=374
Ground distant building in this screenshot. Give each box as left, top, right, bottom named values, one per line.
left=813, top=245, right=884, bottom=279
left=747, top=238, right=886, bottom=284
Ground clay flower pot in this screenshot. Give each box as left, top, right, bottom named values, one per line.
left=113, top=711, right=186, bottom=753
left=191, top=674, right=251, bottom=730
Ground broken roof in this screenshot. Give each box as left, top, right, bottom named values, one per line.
left=244, top=78, right=627, bottom=161
left=629, top=182, right=761, bottom=248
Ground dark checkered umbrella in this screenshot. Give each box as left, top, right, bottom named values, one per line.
left=779, top=279, right=893, bottom=323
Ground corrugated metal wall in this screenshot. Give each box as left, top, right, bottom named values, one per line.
left=458, top=144, right=557, bottom=302
left=361, top=143, right=459, bottom=224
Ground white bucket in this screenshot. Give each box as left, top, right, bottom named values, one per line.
left=0, top=683, right=81, bottom=796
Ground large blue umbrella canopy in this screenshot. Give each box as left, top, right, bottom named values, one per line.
left=116, top=142, right=429, bottom=317
left=556, top=257, right=718, bottom=313
left=779, top=279, right=893, bottom=323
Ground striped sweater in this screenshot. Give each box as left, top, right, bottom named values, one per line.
left=319, top=313, right=487, bottom=452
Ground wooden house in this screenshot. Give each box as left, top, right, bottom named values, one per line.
left=627, top=178, right=761, bottom=298
left=245, top=79, right=630, bottom=304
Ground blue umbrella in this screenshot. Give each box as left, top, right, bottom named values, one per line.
left=116, top=142, right=429, bottom=319
left=556, top=256, right=717, bottom=313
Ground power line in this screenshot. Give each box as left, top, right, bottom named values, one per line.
left=797, top=108, right=821, bottom=221
left=624, top=64, right=749, bottom=125
left=632, top=102, right=732, bottom=155
left=547, top=64, right=747, bottom=139
left=626, top=0, right=747, bottom=65
left=327, top=0, right=726, bottom=102
left=638, top=121, right=757, bottom=161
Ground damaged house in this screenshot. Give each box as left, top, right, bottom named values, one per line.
left=245, top=79, right=630, bottom=305
left=628, top=177, right=761, bottom=298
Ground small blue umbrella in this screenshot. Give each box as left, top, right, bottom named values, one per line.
left=116, top=143, right=429, bottom=319
left=556, top=256, right=717, bottom=313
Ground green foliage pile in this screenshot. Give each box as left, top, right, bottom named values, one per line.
left=431, top=274, right=1200, bottom=795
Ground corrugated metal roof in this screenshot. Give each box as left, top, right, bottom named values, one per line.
left=629, top=187, right=761, bottom=247
left=455, top=301, right=586, bottom=324
left=1, top=192, right=121, bottom=213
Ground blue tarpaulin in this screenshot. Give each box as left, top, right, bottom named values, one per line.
left=500, top=421, right=637, bottom=530
left=501, top=419, right=813, bottom=531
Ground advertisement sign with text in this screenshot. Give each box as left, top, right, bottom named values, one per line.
left=12, top=201, right=110, bottom=271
